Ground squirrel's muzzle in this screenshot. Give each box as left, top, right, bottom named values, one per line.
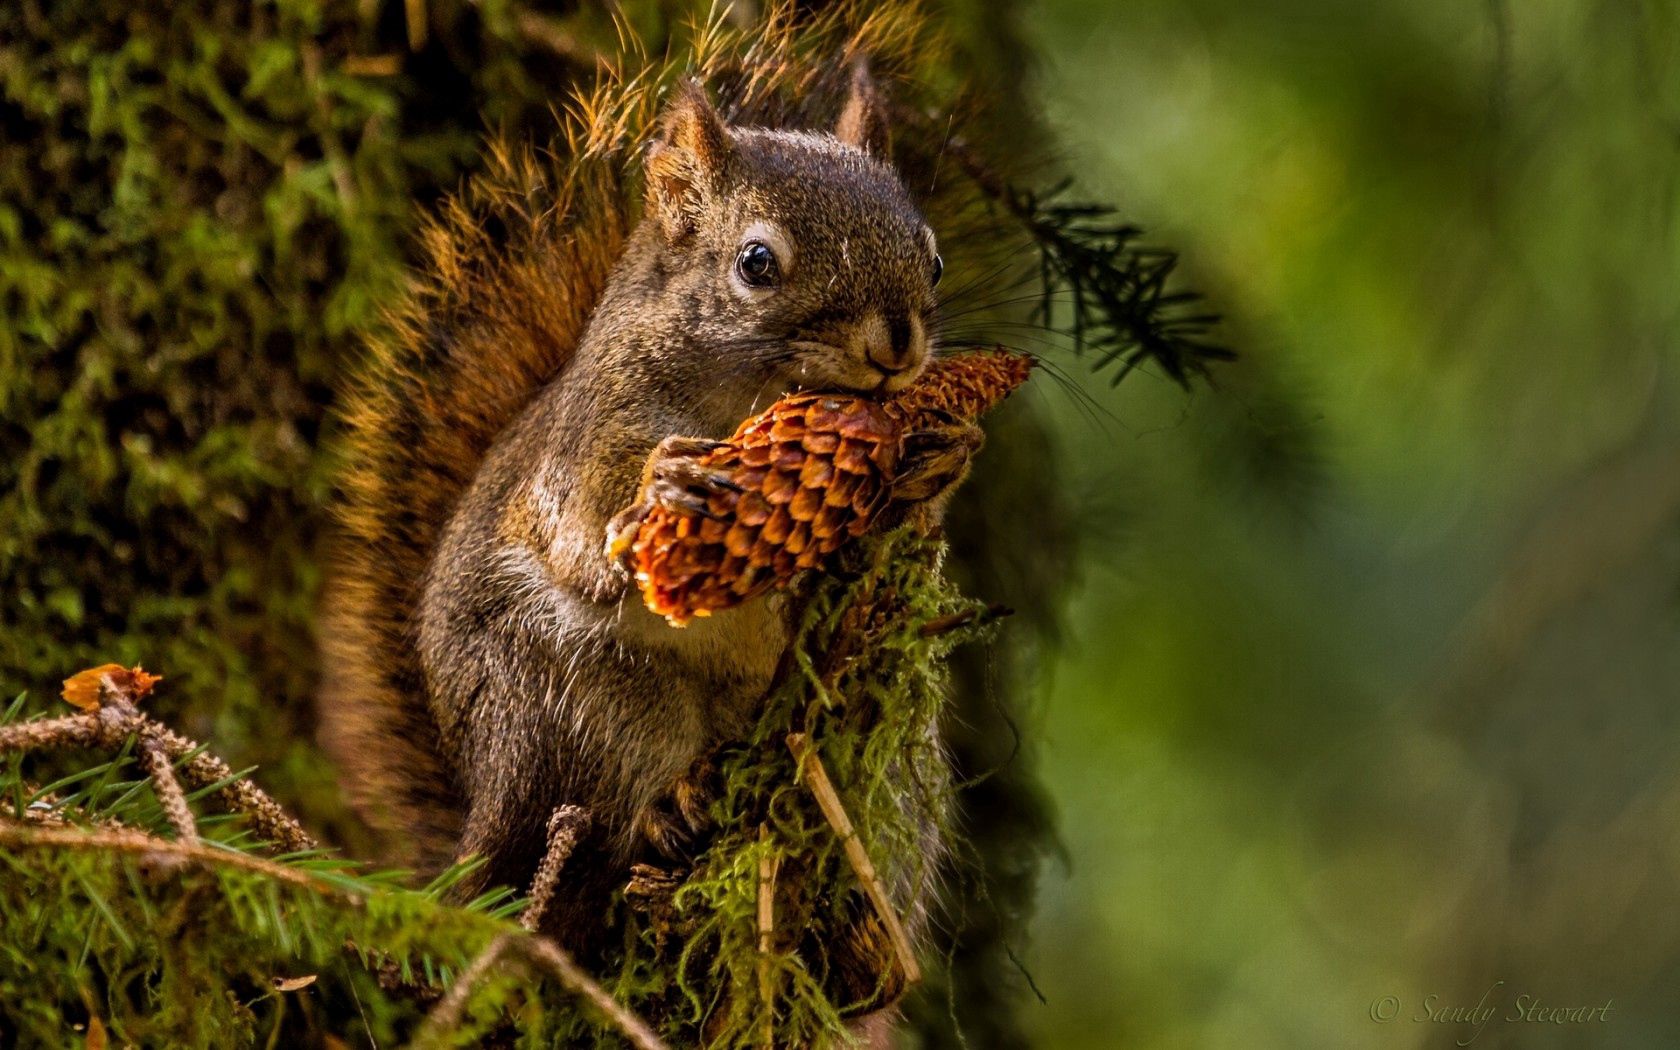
left=860, top=311, right=926, bottom=376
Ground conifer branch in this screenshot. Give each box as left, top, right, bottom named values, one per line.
left=145, top=719, right=315, bottom=852
left=893, top=101, right=1234, bottom=386
left=0, top=712, right=99, bottom=752
left=5, top=759, right=665, bottom=1050
left=136, top=732, right=198, bottom=844
left=521, top=804, right=591, bottom=933
left=2, top=664, right=315, bottom=853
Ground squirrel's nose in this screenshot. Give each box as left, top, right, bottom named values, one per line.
left=866, top=314, right=923, bottom=374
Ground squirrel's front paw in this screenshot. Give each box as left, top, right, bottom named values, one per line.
left=605, top=436, right=738, bottom=561
left=642, top=435, right=740, bottom=514
left=891, top=421, right=984, bottom=505
left=635, top=756, right=721, bottom=860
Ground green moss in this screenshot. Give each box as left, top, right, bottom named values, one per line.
left=581, top=528, right=987, bottom=1047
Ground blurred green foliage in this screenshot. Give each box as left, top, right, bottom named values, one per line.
left=1020, top=1, right=1680, bottom=1047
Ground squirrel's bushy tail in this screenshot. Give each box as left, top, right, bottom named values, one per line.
left=318, top=2, right=947, bottom=868
left=318, top=137, right=630, bottom=865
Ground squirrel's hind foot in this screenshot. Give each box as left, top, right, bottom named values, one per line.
left=634, top=755, right=721, bottom=860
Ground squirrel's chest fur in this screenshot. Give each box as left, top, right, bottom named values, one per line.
left=413, top=331, right=791, bottom=869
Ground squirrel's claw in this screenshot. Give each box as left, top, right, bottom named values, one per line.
left=604, top=437, right=734, bottom=560
left=604, top=503, right=649, bottom=563
left=635, top=756, right=720, bottom=861
left=645, top=436, right=738, bottom=515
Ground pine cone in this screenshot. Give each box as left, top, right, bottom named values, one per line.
left=609, top=350, right=1033, bottom=624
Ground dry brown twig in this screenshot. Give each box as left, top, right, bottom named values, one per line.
left=342, top=53, right=402, bottom=77
left=415, top=931, right=670, bottom=1050
left=785, top=731, right=922, bottom=988
left=150, top=720, right=316, bottom=852
left=135, top=733, right=198, bottom=845
left=0, top=823, right=337, bottom=895
left=417, top=801, right=673, bottom=1050
left=403, top=0, right=427, bottom=51
left=409, top=933, right=516, bottom=1047
left=520, top=804, right=591, bottom=933
left=755, top=822, right=782, bottom=1048
left=519, top=936, right=668, bottom=1050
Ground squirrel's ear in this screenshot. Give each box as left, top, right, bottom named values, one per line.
left=646, top=80, right=731, bottom=240
left=834, top=62, right=889, bottom=158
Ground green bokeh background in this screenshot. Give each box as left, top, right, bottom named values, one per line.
left=1020, top=1, right=1680, bottom=1047
left=5, top=0, right=1678, bottom=1046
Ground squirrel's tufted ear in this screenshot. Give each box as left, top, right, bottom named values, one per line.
left=834, top=61, right=889, bottom=158
left=646, top=80, right=731, bottom=240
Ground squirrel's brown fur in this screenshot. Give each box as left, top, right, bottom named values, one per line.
left=319, top=4, right=965, bottom=948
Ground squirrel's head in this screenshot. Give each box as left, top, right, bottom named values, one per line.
left=642, top=72, right=941, bottom=396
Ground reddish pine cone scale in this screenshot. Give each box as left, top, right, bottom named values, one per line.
left=612, top=350, right=1033, bottom=624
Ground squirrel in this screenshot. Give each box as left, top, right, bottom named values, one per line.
left=319, top=69, right=975, bottom=951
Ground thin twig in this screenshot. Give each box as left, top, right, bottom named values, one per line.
left=0, top=712, right=99, bottom=753
left=411, top=932, right=515, bottom=1047
left=3, top=680, right=309, bottom=850
left=403, top=0, right=427, bottom=51
left=136, top=731, right=198, bottom=844
left=520, top=805, right=590, bottom=933
left=518, top=936, right=669, bottom=1050
left=918, top=602, right=1013, bottom=638
left=9, top=664, right=317, bottom=852
left=0, top=823, right=341, bottom=896
left=342, top=53, right=402, bottom=76
left=300, top=44, right=358, bottom=217
left=755, top=823, right=781, bottom=1048
left=146, top=720, right=316, bottom=852
left=785, top=732, right=921, bottom=987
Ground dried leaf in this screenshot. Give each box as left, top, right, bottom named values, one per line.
left=84, top=1015, right=107, bottom=1050
left=126, top=666, right=163, bottom=701
left=61, top=664, right=163, bottom=710
left=61, top=665, right=125, bottom=711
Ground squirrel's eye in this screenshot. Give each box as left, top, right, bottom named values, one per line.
left=931, top=254, right=944, bottom=287
left=736, top=242, right=780, bottom=288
